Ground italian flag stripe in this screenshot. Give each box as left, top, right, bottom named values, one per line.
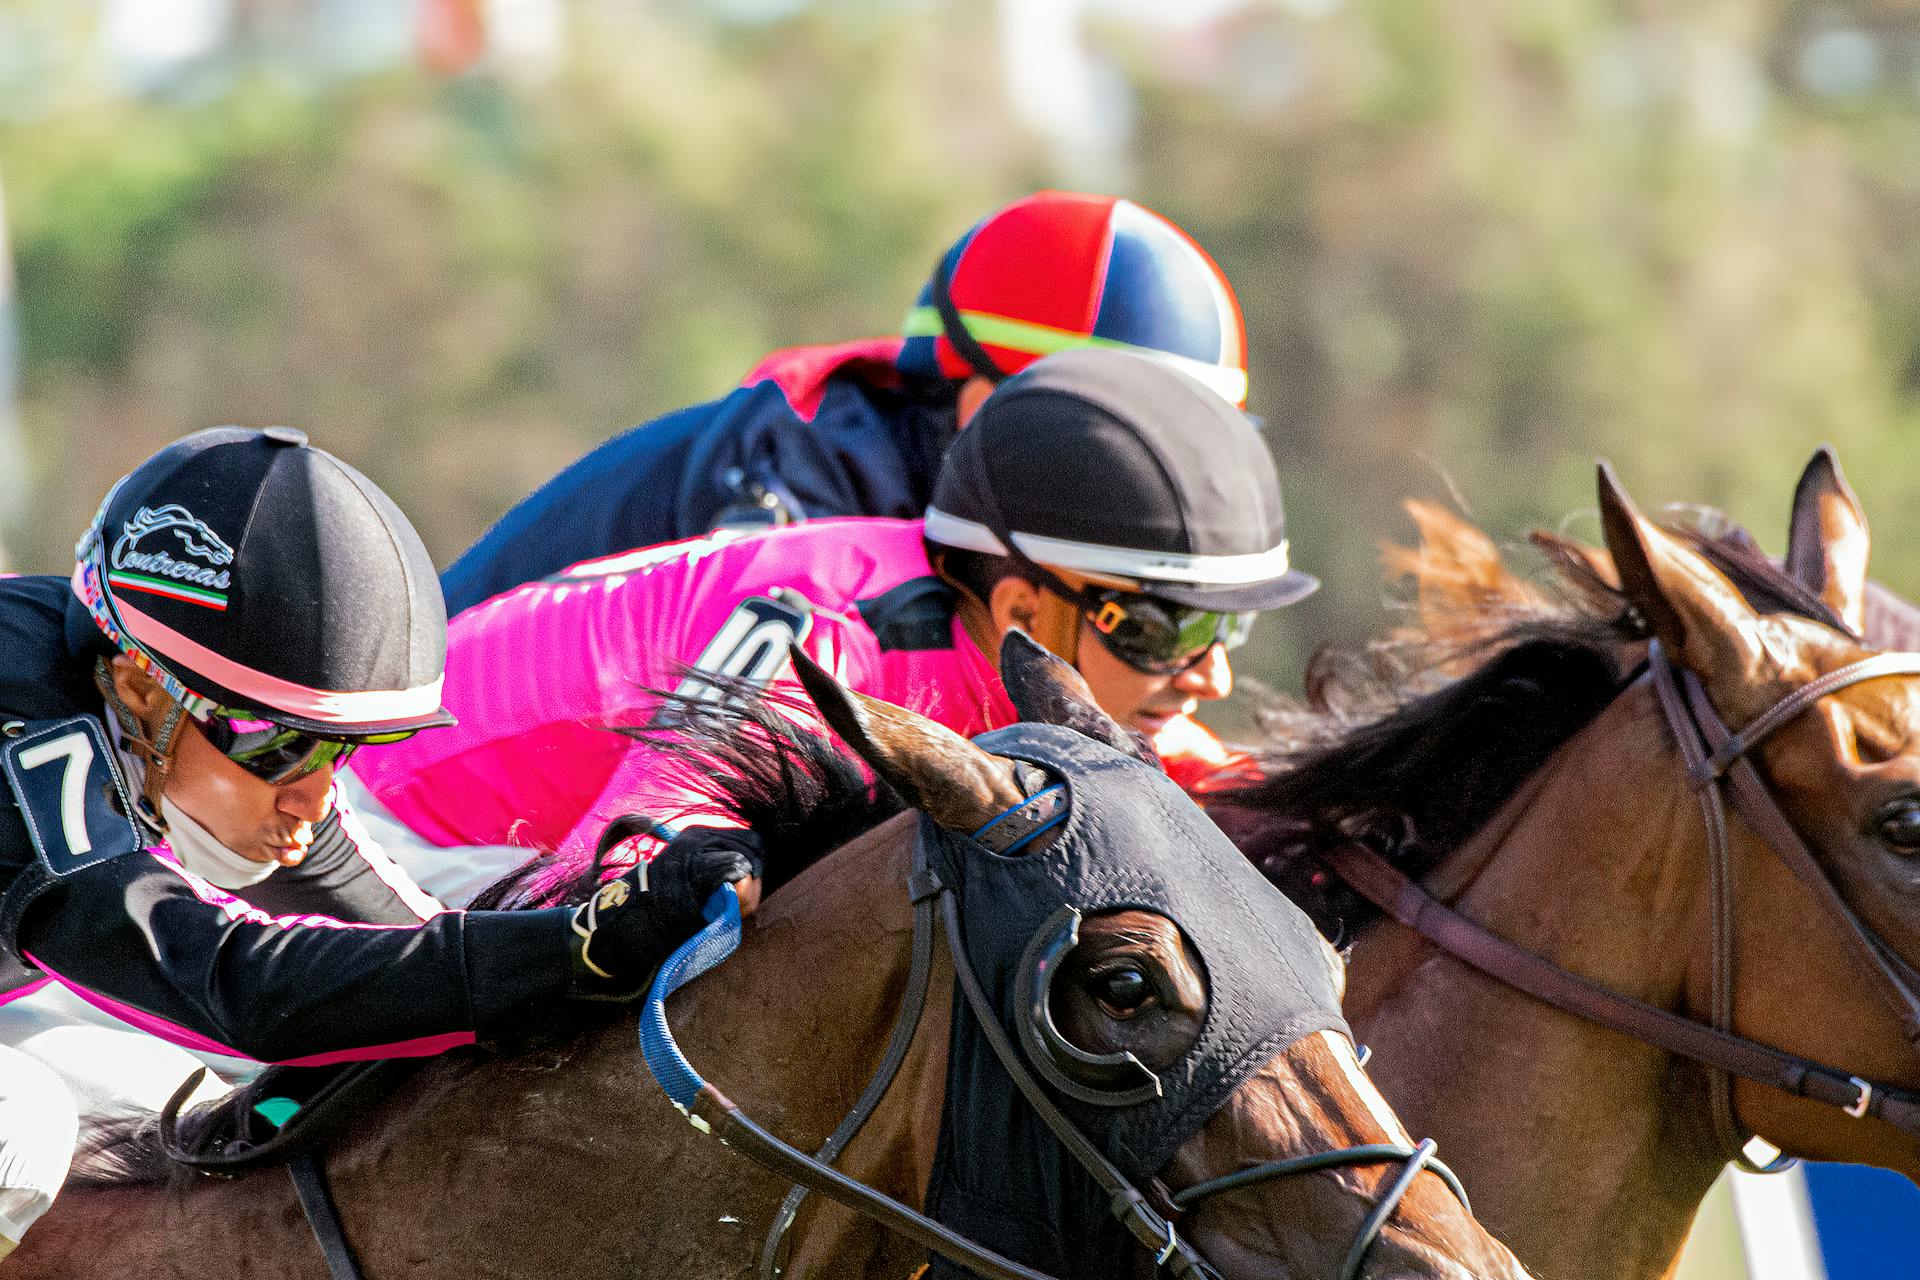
left=108, top=571, right=229, bottom=611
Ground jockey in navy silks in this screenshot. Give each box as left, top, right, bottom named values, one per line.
left=0, top=431, right=752, bottom=1254
left=438, top=190, right=1255, bottom=786
left=440, top=190, right=1252, bottom=614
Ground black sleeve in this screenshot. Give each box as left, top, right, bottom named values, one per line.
left=14, top=851, right=572, bottom=1063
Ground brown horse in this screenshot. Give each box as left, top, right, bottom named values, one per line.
left=14, top=652, right=1529, bottom=1279
left=1208, top=451, right=1920, bottom=1280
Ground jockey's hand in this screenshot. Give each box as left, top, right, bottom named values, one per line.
left=567, top=826, right=764, bottom=1000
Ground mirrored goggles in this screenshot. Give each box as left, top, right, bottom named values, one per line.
left=1085, top=590, right=1257, bottom=676
left=194, top=709, right=414, bottom=785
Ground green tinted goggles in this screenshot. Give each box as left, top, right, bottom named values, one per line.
left=196, top=709, right=413, bottom=785
left=1086, top=591, right=1256, bottom=676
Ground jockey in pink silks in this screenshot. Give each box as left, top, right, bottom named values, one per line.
left=350, top=352, right=1318, bottom=904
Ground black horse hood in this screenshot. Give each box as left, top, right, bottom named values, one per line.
left=924, top=721, right=1350, bottom=1279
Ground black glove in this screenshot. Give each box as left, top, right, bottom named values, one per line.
left=568, top=825, right=764, bottom=1000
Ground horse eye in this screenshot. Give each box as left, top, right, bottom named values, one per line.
left=1091, top=966, right=1153, bottom=1015
left=1878, top=801, right=1920, bottom=853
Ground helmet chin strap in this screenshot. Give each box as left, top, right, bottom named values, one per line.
left=930, top=244, right=1010, bottom=382
left=93, top=656, right=188, bottom=835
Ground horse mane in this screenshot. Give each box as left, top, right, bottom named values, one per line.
left=1211, top=502, right=1843, bottom=940
left=470, top=674, right=906, bottom=909
left=68, top=676, right=901, bottom=1188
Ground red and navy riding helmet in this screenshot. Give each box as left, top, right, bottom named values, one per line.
left=72, top=427, right=455, bottom=739
left=898, top=190, right=1249, bottom=407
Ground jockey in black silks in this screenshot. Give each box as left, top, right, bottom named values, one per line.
left=0, top=429, right=753, bottom=1255
left=439, top=190, right=1253, bottom=616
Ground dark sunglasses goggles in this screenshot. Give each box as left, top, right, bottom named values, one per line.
left=1084, top=590, right=1256, bottom=676
left=194, top=708, right=413, bottom=785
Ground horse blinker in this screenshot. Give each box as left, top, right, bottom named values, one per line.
left=1015, top=906, right=1163, bottom=1108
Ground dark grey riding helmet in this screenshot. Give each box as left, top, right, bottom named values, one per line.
left=923, top=348, right=1316, bottom=611
left=73, top=427, right=454, bottom=738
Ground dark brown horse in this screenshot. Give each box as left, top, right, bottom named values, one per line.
left=1208, top=452, right=1920, bottom=1280
left=16, top=653, right=1529, bottom=1279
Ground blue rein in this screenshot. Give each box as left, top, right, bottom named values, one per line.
left=629, top=802, right=1462, bottom=1280
left=638, top=884, right=743, bottom=1117
left=629, top=856, right=1084, bottom=1280
left=637, top=789, right=1046, bottom=1110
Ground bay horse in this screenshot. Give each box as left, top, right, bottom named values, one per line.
left=14, top=646, right=1529, bottom=1279
left=1207, top=451, right=1920, bottom=1280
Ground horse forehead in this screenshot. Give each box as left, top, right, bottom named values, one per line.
left=1731, top=617, right=1881, bottom=712
left=1770, top=625, right=1920, bottom=720
left=1751, top=615, right=1844, bottom=682
left=1738, top=645, right=1920, bottom=777
left=1830, top=675, right=1920, bottom=755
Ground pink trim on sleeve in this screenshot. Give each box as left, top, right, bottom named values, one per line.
left=0, top=977, right=52, bottom=1009
left=20, top=956, right=476, bottom=1064
left=149, top=848, right=431, bottom=931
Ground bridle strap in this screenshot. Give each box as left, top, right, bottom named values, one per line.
left=1321, top=640, right=1920, bottom=1155
left=160, top=1068, right=368, bottom=1280
left=1655, top=641, right=1920, bottom=1165
left=1169, top=1139, right=1468, bottom=1280
left=1646, top=645, right=1753, bottom=1163
left=695, top=1087, right=1069, bottom=1280
left=938, top=888, right=1220, bottom=1279
left=1724, top=752, right=1920, bottom=1045
left=756, top=838, right=946, bottom=1280
left=1667, top=649, right=1920, bottom=1049
left=1319, top=841, right=1920, bottom=1134
left=1697, top=651, right=1920, bottom=779
left=288, top=1152, right=367, bottom=1280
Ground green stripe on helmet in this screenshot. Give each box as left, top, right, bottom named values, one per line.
left=903, top=306, right=1250, bottom=405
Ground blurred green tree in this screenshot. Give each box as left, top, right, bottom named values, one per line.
left=4, top=0, right=1919, bottom=706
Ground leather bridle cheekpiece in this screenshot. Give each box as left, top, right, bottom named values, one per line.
left=1324, top=639, right=1920, bottom=1170
left=641, top=782, right=1469, bottom=1280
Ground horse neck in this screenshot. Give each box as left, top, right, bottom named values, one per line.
left=1342, top=679, right=1729, bottom=1280
left=700, top=809, right=955, bottom=1275
left=18, top=812, right=945, bottom=1280
left=357, top=809, right=945, bottom=1278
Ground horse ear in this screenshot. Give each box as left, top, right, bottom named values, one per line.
left=999, top=630, right=1158, bottom=766
left=1785, top=446, right=1870, bottom=635
left=1596, top=462, right=1768, bottom=680
left=788, top=646, right=1026, bottom=833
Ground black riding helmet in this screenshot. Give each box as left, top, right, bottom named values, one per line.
left=72, top=427, right=454, bottom=739
left=924, top=348, right=1317, bottom=612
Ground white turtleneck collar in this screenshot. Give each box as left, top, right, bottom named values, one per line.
left=107, top=717, right=281, bottom=890
left=156, top=794, right=279, bottom=889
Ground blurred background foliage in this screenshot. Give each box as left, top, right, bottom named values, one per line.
left=4, top=0, right=1920, bottom=708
